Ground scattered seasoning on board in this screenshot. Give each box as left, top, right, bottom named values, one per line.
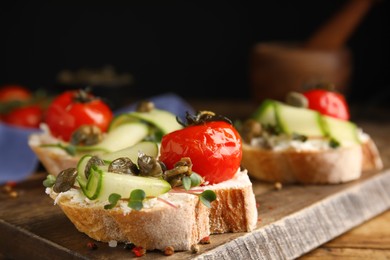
left=199, top=236, right=211, bottom=244
left=132, top=246, right=146, bottom=257
left=164, top=246, right=175, bottom=256
left=191, top=244, right=200, bottom=254
left=274, top=182, right=283, bottom=190
left=87, top=242, right=98, bottom=250
left=2, top=182, right=19, bottom=198
left=6, top=181, right=17, bottom=188
left=108, top=240, right=118, bottom=247
left=124, top=242, right=136, bottom=250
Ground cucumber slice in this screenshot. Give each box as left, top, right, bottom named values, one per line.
left=322, top=115, right=361, bottom=146
left=274, top=101, right=325, bottom=137
left=108, top=114, right=138, bottom=131
left=77, top=167, right=103, bottom=200
left=76, top=141, right=165, bottom=201
left=97, top=171, right=171, bottom=201
left=85, top=168, right=102, bottom=199
left=77, top=122, right=149, bottom=153
left=251, top=99, right=361, bottom=147
left=109, top=109, right=182, bottom=135
left=76, top=154, right=92, bottom=187
left=100, top=141, right=159, bottom=163
left=251, top=99, right=277, bottom=126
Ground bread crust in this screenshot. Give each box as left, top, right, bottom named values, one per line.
left=210, top=182, right=258, bottom=233
left=48, top=170, right=258, bottom=251
left=55, top=193, right=210, bottom=251
left=242, top=143, right=363, bottom=184
left=361, top=137, right=383, bottom=172
left=29, top=133, right=80, bottom=176
left=242, top=137, right=382, bottom=184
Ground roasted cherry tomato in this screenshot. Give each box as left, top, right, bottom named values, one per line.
left=44, top=89, right=113, bottom=141
left=3, top=105, right=43, bottom=128
left=303, top=89, right=350, bottom=120
left=0, top=85, right=32, bottom=102
left=159, top=116, right=242, bottom=184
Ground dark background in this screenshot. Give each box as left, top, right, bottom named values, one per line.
left=1, top=0, right=389, bottom=108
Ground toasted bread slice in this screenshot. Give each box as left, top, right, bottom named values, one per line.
left=241, top=137, right=383, bottom=184
left=52, top=191, right=210, bottom=251
left=48, top=170, right=258, bottom=251
left=361, top=137, right=383, bottom=172
left=29, top=132, right=88, bottom=176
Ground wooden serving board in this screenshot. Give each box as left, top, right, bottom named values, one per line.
left=1, top=122, right=389, bottom=260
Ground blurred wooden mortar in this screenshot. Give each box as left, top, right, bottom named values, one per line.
left=250, top=0, right=376, bottom=102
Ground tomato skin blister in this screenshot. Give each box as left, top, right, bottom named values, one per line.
left=303, top=89, right=350, bottom=120
left=159, top=121, right=242, bottom=184
left=44, top=90, right=113, bottom=142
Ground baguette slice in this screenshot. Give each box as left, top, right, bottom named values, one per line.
left=361, top=137, right=383, bottom=172
left=29, top=132, right=80, bottom=176
left=48, top=170, right=258, bottom=251
left=241, top=137, right=383, bottom=184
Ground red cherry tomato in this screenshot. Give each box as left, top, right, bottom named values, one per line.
left=44, top=90, right=113, bottom=141
left=3, top=105, right=43, bottom=128
left=0, top=85, right=32, bottom=102
left=303, top=89, right=350, bottom=120
left=159, top=121, right=242, bottom=184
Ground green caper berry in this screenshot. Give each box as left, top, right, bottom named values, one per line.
left=286, top=91, right=308, bottom=108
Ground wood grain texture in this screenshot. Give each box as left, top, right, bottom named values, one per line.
left=195, top=170, right=390, bottom=260
left=1, top=118, right=389, bottom=260
left=300, top=209, right=390, bottom=259
left=1, top=171, right=389, bottom=260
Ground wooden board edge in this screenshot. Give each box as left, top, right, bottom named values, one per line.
left=195, top=169, right=390, bottom=260
left=0, top=219, right=87, bottom=260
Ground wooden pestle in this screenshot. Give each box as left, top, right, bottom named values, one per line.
left=304, top=0, right=376, bottom=50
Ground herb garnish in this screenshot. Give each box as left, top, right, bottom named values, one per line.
left=43, top=174, right=56, bottom=187
left=128, top=189, right=146, bottom=211
left=329, top=138, right=341, bottom=148
left=104, top=193, right=122, bottom=209
left=199, top=190, right=217, bottom=208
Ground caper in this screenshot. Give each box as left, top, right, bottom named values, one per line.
left=240, top=119, right=262, bottom=143
left=285, top=92, right=308, bottom=108
left=138, top=152, right=164, bottom=177
left=179, top=110, right=232, bottom=127
left=85, top=156, right=105, bottom=179
left=168, top=175, right=183, bottom=188
left=136, top=100, right=155, bottom=112
left=292, top=133, right=308, bottom=142
left=70, top=125, right=103, bottom=146
left=164, top=166, right=189, bottom=179
left=163, top=157, right=193, bottom=184
left=108, top=157, right=139, bottom=175
left=174, top=157, right=192, bottom=169
left=53, top=168, right=78, bottom=193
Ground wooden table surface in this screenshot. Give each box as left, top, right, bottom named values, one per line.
left=193, top=99, right=390, bottom=259
left=1, top=99, right=389, bottom=259
left=300, top=210, right=390, bottom=259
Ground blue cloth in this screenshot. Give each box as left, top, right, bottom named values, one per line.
left=0, top=124, right=41, bottom=184
left=114, top=92, right=195, bottom=121
left=0, top=93, right=194, bottom=184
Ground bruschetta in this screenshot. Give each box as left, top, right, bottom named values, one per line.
left=239, top=89, right=383, bottom=184
left=43, top=111, right=258, bottom=254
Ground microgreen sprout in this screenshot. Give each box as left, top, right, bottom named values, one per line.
left=182, top=176, right=191, bottom=191
left=40, top=143, right=77, bottom=156
left=104, top=193, right=122, bottom=209
left=329, top=138, right=341, bottom=148
left=128, top=189, right=146, bottom=211
left=199, top=190, right=217, bottom=208
left=43, top=174, right=56, bottom=188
